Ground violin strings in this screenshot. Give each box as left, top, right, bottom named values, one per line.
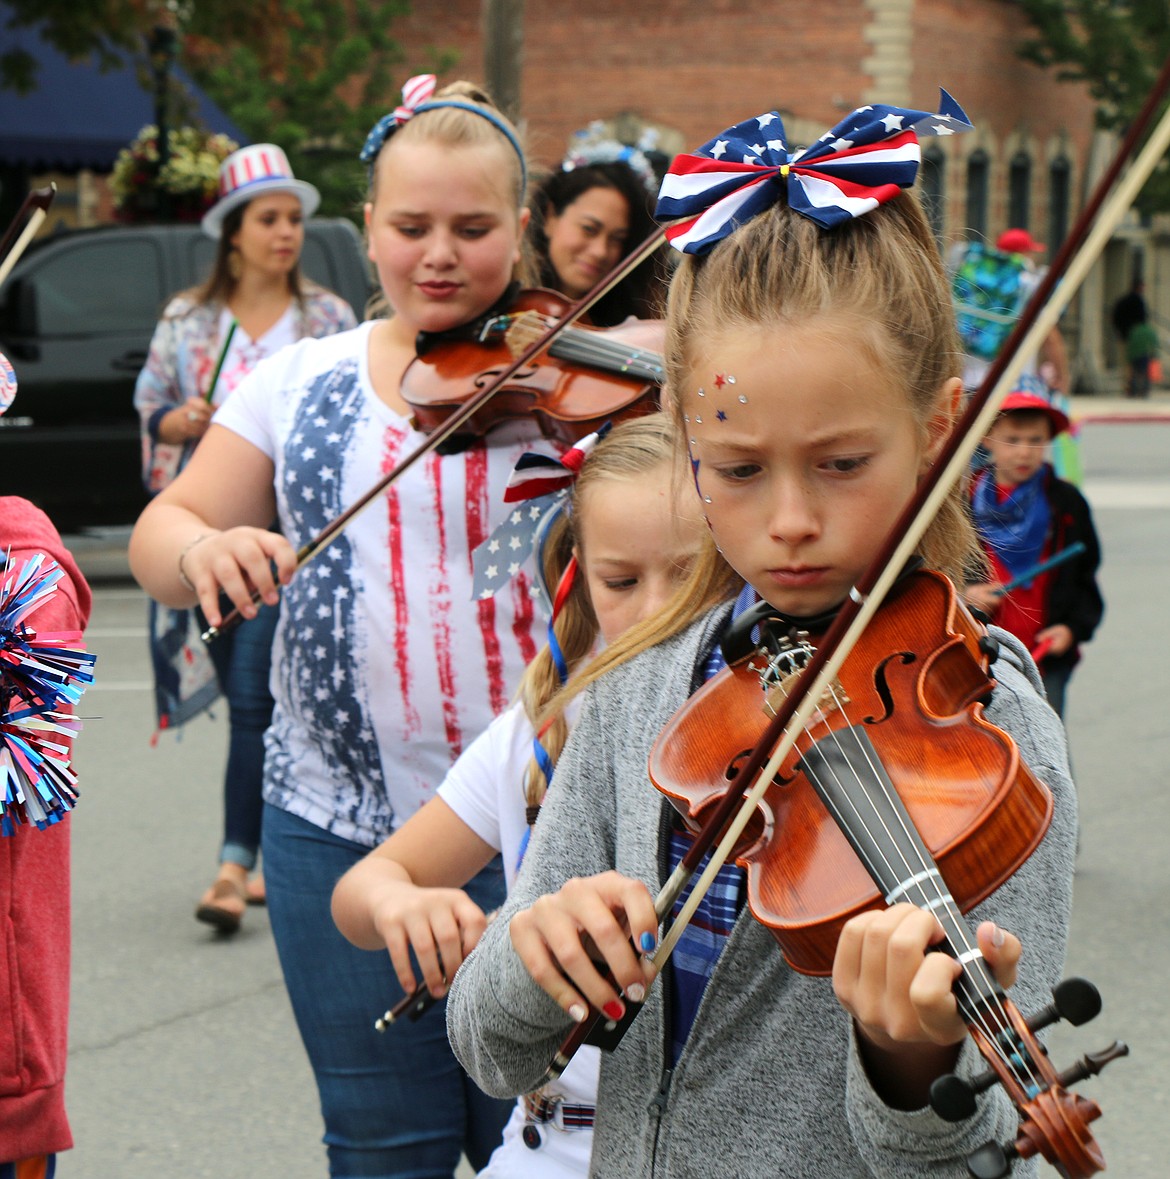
left=547, top=333, right=665, bottom=382
left=521, top=315, right=665, bottom=382
left=812, top=686, right=1039, bottom=1088
left=779, top=676, right=1042, bottom=1093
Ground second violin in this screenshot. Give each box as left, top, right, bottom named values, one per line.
left=402, top=286, right=664, bottom=449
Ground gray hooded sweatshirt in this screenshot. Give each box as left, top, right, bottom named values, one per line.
left=447, top=604, right=1078, bottom=1178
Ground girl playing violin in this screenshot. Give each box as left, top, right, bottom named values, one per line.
left=130, top=74, right=557, bottom=1176
left=446, top=98, right=1079, bottom=1177
left=331, top=415, right=715, bottom=1178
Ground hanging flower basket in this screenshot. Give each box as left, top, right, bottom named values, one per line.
left=111, top=125, right=239, bottom=224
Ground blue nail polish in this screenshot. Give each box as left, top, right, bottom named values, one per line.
left=640, top=931, right=657, bottom=953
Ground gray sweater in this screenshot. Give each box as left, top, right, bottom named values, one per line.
left=447, top=605, right=1078, bottom=1178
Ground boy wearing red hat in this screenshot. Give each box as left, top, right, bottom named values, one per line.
left=964, top=376, right=1103, bottom=718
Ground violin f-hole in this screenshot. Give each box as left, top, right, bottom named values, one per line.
left=725, top=747, right=794, bottom=787
left=864, top=650, right=916, bottom=724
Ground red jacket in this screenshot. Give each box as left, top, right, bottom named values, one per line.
left=0, top=498, right=92, bottom=1160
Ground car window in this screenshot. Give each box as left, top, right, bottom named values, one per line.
left=32, top=239, right=167, bottom=337
left=298, top=234, right=337, bottom=293
left=184, top=235, right=216, bottom=285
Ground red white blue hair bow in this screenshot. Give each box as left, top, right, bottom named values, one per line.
left=360, top=74, right=437, bottom=165
left=657, top=90, right=972, bottom=254
left=470, top=424, right=611, bottom=609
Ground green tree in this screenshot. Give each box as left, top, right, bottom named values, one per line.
left=1, top=0, right=148, bottom=90
left=183, top=0, right=418, bottom=218
left=1017, top=0, right=1170, bottom=212
left=2, top=0, right=450, bottom=221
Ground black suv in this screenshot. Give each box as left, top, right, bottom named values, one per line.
left=0, top=220, right=373, bottom=529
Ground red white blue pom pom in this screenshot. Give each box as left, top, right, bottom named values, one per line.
left=1, top=553, right=96, bottom=833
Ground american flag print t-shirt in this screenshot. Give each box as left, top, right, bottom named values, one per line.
left=213, top=322, right=549, bottom=847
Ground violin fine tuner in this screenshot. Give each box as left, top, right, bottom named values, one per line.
left=929, top=977, right=1128, bottom=1178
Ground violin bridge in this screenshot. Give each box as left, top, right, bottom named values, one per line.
left=504, top=311, right=549, bottom=359
left=748, top=636, right=847, bottom=722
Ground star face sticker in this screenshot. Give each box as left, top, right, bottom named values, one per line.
left=716, top=409, right=728, bottom=422
left=714, top=373, right=727, bottom=389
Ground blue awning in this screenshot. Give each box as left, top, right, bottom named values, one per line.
left=0, top=12, right=247, bottom=171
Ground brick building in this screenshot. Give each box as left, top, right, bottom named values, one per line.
left=390, top=0, right=1164, bottom=393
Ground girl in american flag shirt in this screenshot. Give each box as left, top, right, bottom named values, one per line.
left=130, top=77, right=561, bottom=1177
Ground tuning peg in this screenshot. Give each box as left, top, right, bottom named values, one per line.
left=966, top=1139, right=1017, bottom=1179
left=1057, top=1041, right=1130, bottom=1088
left=930, top=1067, right=998, bottom=1122
left=1026, top=977, right=1102, bottom=1033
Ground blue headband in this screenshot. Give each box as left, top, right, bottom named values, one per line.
left=360, top=86, right=527, bottom=195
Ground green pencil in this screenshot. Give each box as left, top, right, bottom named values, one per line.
left=204, top=319, right=239, bottom=403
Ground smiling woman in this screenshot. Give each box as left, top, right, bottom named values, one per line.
left=528, top=159, right=664, bottom=326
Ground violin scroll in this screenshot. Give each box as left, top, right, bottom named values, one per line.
left=930, top=977, right=1128, bottom=1178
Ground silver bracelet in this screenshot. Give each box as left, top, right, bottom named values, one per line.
left=177, top=533, right=215, bottom=592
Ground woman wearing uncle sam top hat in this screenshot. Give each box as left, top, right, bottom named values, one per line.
left=134, top=142, right=355, bottom=934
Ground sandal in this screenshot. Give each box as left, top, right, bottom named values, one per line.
left=244, top=875, right=266, bottom=906
left=195, top=877, right=247, bottom=933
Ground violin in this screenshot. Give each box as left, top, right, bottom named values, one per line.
left=401, top=286, right=664, bottom=450
left=651, top=568, right=1051, bottom=976
left=650, top=569, right=1125, bottom=1177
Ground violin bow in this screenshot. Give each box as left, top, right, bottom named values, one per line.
left=547, top=56, right=1170, bottom=1091
left=0, top=185, right=55, bottom=289
left=203, top=226, right=667, bottom=641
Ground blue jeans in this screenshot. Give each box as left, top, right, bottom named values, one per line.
left=1041, top=661, right=1073, bottom=721
left=202, top=602, right=278, bottom=869
left=262, top=803, right=512, bottom=1177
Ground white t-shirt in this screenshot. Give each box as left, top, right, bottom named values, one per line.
left=438, top=699, right=598, bottom=1179
left=210, top=305, right=298, bottom=405
left=214, top=322, right=550, bottom=846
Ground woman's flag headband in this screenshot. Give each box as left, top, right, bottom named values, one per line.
left=656, top=90, right=972, bottom=254
left=360, top=73, right=527, bottom=191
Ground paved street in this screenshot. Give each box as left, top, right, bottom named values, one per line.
left=51, top=403, right=1170, bottom=1176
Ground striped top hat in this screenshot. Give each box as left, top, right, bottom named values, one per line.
left=201, top=143, right=320, bottom=239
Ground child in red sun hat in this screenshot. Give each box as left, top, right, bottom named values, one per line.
left=964, top=375, right=1103, bottom=718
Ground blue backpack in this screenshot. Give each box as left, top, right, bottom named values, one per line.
left=953, top=243, right=1030, bottom=361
